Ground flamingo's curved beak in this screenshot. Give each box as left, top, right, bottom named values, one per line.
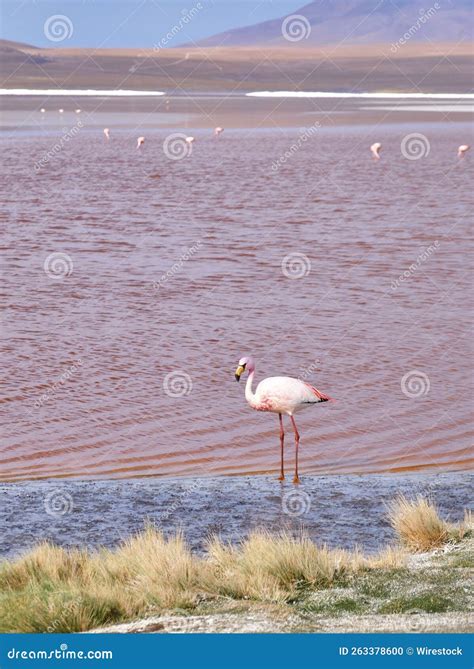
left=235, top=365, right=245, bottom=382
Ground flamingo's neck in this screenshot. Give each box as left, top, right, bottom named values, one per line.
left=245, top=369, right=256, bottom=408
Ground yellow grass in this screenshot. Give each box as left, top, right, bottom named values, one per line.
left=0, top=496, right=466, bottom=632
left=0, top=529, right=404, bottom=632
left=388, top=495, right=449, bottom=552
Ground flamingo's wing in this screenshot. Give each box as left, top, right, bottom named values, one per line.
left=255, top=376, right=332, bottom=413
left=303, top=382, right=332, bottom=402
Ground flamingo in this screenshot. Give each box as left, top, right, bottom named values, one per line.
left=103, top=128, right=110, bottom=140
left=58, top=109, right=64, bottom=114
left=40, top=108, right=46, bottom=113
left=75, top=109, right=81, bottom=114
left=214, top=126, right=224, bottom=137
left=185, top=136, right=195, bottom=144
left=235, top=356, right=332, bottom=484
left=370, top=142, right=382, bottom=160
left=458, top=144, right=470, bottom=158
left=137, top=136, right=145, bottom=149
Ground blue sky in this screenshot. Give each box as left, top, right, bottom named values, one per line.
left=1, top=0, right=304, bottom=47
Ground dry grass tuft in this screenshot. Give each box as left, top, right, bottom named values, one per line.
left=207, top=531, right=350, bottom=602
left=456, top=509, right=473, bottom=541
left=388, top=495, right=449, bottom=552
left=0, top=496, right=466, bottom=633
left=363, top=546, right=407, bottom=570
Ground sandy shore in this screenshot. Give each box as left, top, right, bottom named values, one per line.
left=90, top=611, right=473, bottom=634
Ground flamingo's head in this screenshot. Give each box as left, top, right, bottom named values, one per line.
left=235, top=356, right=255, bottom=381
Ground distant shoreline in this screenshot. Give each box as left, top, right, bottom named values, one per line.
left=1, top=89, right=473, bottom=100
left=1, top=42, right=472, bottom=94
left=246, top=91, right=474, bottom=99
left=0, top=88, right=165, bottom=96
left=1, top=92, right=472, bottom=130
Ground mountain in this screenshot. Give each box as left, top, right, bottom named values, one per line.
left=195, top=0, right=473, bottom=46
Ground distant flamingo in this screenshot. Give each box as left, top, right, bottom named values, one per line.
left=137, top=136, right=145, bottom=149
left=458, top=144, right=470, bottom=158
left=75, top=109, right=81, bottom=114
left=58, top=109, right=64, bottom=114
left=214, top=127, right=224, bottom=137
left=103, top=128, right=110, bottom=140
left=185, top=136, right=195, bottom=144
left=370, top=142, right=382, bottom=160
left=235, top=356, right=332, bottom=484
left=40, top=108, right=45, bottom=113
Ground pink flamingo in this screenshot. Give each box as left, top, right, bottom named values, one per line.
left=185, top=136, right=195, bottom=145
left=103, top=128, right=110, bottom=140
left=370, top=142, right=382, bottom=160
left=137, top=136, right=145, bottom=149
left=458, top=144, right=470, bottom=158
left=214, top=127, right=224, bottom=137
left=235, top=356, right=332, bottom=484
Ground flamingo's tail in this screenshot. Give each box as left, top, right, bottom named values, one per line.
left=305, top=383, right=335, bottom=403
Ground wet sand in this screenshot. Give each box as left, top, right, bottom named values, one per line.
left=1, top=472, right=472, bottom=558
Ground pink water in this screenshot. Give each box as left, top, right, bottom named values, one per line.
left=1, top=122, right=473, bottom=481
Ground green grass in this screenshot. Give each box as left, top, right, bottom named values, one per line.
left=378, top=593, right=455, bottom=615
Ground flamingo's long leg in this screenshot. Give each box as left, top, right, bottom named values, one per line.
left=278, top=413, right=285, bottom=481
left=290, top=416, right=300, bottom=484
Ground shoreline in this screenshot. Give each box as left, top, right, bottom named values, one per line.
left=1, top=467, right=473, bottom=485
left=2, top=90, right=473, bottom=98
left=1, top=498, right=472, bottom=634
left=1, top=473, right=472, bottom=560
